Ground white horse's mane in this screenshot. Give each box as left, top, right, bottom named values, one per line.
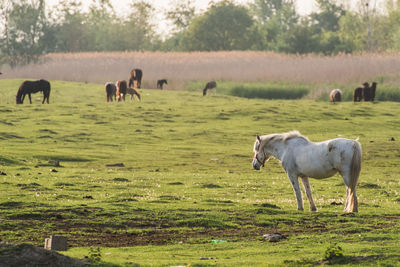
left=260, top=130, right=309, bottom=149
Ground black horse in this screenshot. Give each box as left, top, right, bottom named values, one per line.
left=16, top=79, right=51, bottom=104
left=128, top=69, right=143, bottom=89
left=157, top=79, right=167, bottom=89
left=202, top=81, right=217, bottom=96
left=369, top=82, right=377, bottom=102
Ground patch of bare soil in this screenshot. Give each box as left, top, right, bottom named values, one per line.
left=0, top=242, right=86, bottom=267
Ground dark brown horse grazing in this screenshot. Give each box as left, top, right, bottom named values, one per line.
left=353, top=82, right=369, bottom=102
left=128, top=69, right=143, bottom=88
left=329, top=89, right=342, bottom=103
left=369, top=82, right=377, bottom=102
left=127, top=87, right=141, bottom=101
left=202, top=81, right=217, bottom=96
left=116, top=80, right=127, bottom=102
left=105, top=82, right=116, bottom=102
left=157, top=79, right=167, bottom=89
left=16, top=79, right=51, bottom=104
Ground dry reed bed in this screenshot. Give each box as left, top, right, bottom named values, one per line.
left=3, top=51, right=400, bottom=89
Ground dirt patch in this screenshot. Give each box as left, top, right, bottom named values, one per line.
left=0, top=242, right=86, bottom=267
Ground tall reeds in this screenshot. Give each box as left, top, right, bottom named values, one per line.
left=3, top=51, right=400, bottom=90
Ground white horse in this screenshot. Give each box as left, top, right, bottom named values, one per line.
left=252, top=131, right=362, bottom=212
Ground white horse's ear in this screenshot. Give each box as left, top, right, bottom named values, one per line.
left=256, top=135, right=261, bottom=142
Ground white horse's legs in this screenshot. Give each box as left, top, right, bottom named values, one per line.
left=342, top=169, right=358, bottom=212
left=288, top=174, right=304, bottom=211
left=301, top=177, right=317, bottom=211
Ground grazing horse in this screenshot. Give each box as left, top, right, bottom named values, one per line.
left=329, top=89, right=342, bottom=103
left=116, top=80, right=127, bottom=102
left=157, top=79, right=168, bottom=89
left=127, top=87, right=141, bottom=101
left=353, top=82, right=369, bottom=102
left=128, top=69, right=143, bottom=88
left=16, top=79, right=51, bottom=104
left=202, top=81, right=217, bottom=96
left=252, top=131, right=362, bottom=212
left=369, top=82, right=377, bottom=102
left=105, top=82, right=116, bottom=102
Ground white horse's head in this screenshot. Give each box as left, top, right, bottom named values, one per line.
left=252, top=135, right=270, bottom=170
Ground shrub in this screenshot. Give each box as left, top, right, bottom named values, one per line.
left=229, top=86, right=309, bottom=99
left=324, top=243, right=344, bottom=262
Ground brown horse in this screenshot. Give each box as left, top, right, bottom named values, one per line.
left=128, top=69, right=143, bottom=88
left=105, top=82, right=116, bottom=102
left=16, top=79, right=51, bottom=104
left=116, top=80, right=127, bottom=102
left=353, top=82, right=369, bottom=102
left=202, top=81, right=217, bottom=96
left=157, top=79, right=168, bottom=89
left=329, top=89, right=342, bottom=103
left=127, top=87, right=141, bottom=101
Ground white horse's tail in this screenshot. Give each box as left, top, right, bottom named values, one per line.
left=347, top=140, right=362, bottom=212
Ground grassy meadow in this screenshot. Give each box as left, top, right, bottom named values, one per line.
left=0, top=77, right=399, bottom=266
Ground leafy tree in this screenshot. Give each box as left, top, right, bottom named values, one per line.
left=52, top=0, right=90, bottom=52
left=0, top=0, right=51, bottom=67
left=386, top=0, right=400, bottom=49
left=279, top=20, right=318, bottom=53
left=181, top=1, right=256, bottom=51
left=166, top=0, right=196, bottom=32
left=85, top=0, right=117, bottom=51
left=307, top=0, right=346, bottom=54
left=123, top=1, right=159, bottom=51
left=311, top=0, right=346, bottom=33
left=250, top=0, right=299, bottom=51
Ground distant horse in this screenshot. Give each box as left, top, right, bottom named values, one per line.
left=252, top=131, right=362, bottom=212
left=353, top=82, right=369, bottom=102
left=127, top=87, right=141, bottom=101
left=116, top=80, right=127, bottom=102
left=105, top=82, right=116, bottom=102
left=363, top=82, right=372, bottom=101
left=16, top=79, right=51, bottom=104
left=369, top=82, right=377, bottom=102
left=157, top=79, right=167, bottom=89
left=128, top=69, right=143, bottom=88
left=329, top=89, right=342, bottom=103
left=202, top=81, right=217, bottom=96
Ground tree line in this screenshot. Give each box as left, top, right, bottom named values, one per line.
left=1, top=0, right=400, bottom=67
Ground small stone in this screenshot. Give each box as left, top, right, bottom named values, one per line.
left=263, top=233, right=286, bottom=242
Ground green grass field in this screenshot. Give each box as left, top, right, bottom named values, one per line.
left=0, top=79, right=400, bottom=266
